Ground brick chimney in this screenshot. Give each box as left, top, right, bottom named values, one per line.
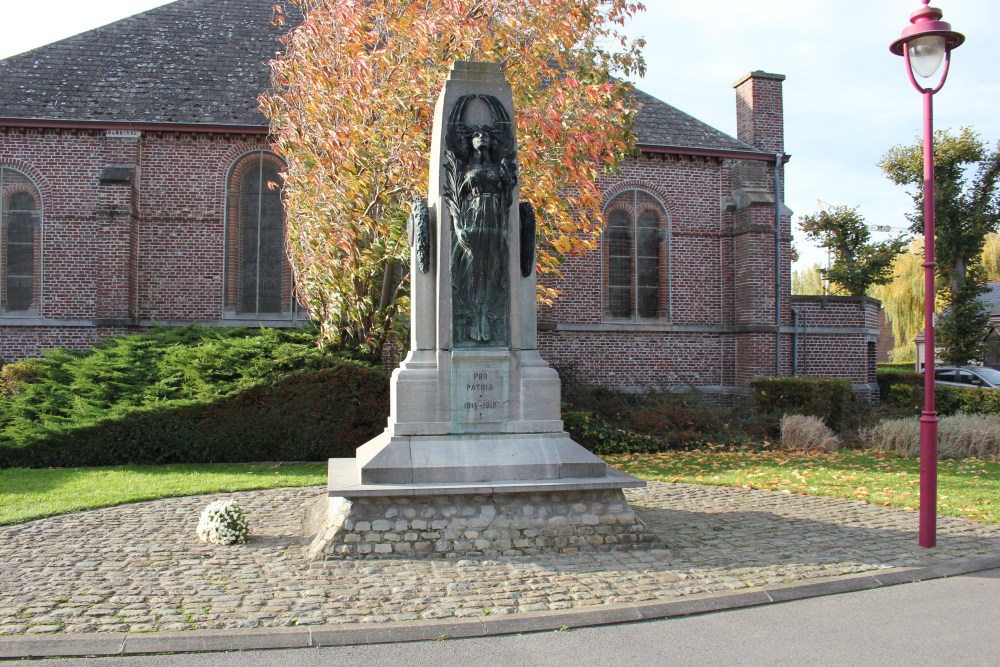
left=733, top=70, right=785, bottom=154
left=729, top=71, right=791, bottom=383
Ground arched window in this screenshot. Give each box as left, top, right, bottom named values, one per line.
left=224, top=151, right=297, bottom=317
left=0, top=168, right=42, bottom=315
left=603, top=189, right=668, bottom=320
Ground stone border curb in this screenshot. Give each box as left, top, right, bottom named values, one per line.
left=2, top=553, right=998, bottom=660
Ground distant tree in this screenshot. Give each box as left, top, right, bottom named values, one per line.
left=880, top=128, right=1000, bottom=365
left=984, top=233, right=1000, bottom=281
left=261, top=0, right=646, bottom=354
left=791, top=264, right=824, bottom=296
left=870, top=241, right=925, bottom=359
left=797, top=205, right=907, bottom=296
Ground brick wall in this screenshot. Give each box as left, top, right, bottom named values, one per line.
left=0, top=126, right=281, bottom=359
left=538, top=71, right=876, bottom=399
left=0, top=71, right=880, bottom=400
left=789, top=295, right=881, bottom=400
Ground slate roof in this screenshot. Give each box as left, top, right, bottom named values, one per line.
left=986, top=282, right=1000, bottom=317
left=0, top=0, right=290, bottom=127
left=630, top=88, right=754, bottom=153
left=0, top=0, right=759, bottom=154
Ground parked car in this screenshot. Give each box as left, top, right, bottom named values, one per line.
left=933, top=365, right=1000, bottom=389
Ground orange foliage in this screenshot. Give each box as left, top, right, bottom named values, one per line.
left=261, top=0, right=646, bottom=353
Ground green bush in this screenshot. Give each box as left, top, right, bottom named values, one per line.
left=876, top=370, right=922, bottom=407
left=887, top=383, right=918, bottom=409
left=563, top=411, right=669, bottom=454
left=0, top=326, right=390, bottom=467
left=748, top=377, right=853, bottom=431
left=876, top=375, right=1000, bottom=416
left=563, top=410, right=761, bottom=455
left=936, top=385, right=1000, bottom=416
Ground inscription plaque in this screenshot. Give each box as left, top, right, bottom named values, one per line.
left=453, top=365, right=508, bottom=424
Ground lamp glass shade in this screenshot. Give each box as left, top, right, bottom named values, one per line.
left=908, top=34, right=947, bottom=78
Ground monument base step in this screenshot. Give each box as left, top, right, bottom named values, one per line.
left=306, top=484, right=659, bottom=560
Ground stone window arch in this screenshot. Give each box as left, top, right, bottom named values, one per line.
left=0, top=168, right=42, bottom=315
left=224, top=150, right=297, bottom=317
left=603, top=188, right=669, bottom=321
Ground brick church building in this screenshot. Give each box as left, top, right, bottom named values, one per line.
left=0, top=0, right=880, bottom=399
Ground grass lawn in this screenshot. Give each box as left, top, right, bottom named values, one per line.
left=605, top=449, right=1000, bottom=525
left=1, top=451, right=997, bottom=527
left=0, top=463, right=327, bottom=525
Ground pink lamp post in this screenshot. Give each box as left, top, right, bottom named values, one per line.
left=890, top=1, right=964, bottom=548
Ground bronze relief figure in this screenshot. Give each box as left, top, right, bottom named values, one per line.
left=443, top=94, right=518, bottom=347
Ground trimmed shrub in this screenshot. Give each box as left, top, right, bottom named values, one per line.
left=876, top=370, right=922, bottom=408
left=877, top=362, right=916, bottom=372
left=887, top=383, right=918, bottom=409
left=936, top=385, right=1000, bottom=416
left=0, top=363, right=389, bottom=468
left=876, top=371, right=1000, bottom=416
left=779, top=414, right=840, bottom=453
left=748, top=377, right=853, bottom=431
left=861, top=414, right=1000, bottom=459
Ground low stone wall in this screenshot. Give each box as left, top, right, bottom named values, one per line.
left=308, top=489, right=659, bottom=559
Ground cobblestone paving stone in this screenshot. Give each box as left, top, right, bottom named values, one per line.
left=1, top=482, right=998, bottom=635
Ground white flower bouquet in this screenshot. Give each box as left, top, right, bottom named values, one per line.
left=197, top=499, right=251, bottom=545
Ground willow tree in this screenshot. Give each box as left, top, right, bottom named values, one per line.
left=261, top=0, right=646, bottom=354
left=791, top=264, right=824, bottom=296
left=871, top=241, right=925, bottom=360
left=880, top=128, right=1000, bottom=365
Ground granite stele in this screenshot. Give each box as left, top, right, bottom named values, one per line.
left=309, top=62, right=654, bottom=559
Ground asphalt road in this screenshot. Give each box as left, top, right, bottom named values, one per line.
left=33, top=568, right=1000, bottom=667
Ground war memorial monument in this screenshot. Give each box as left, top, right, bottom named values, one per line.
left=308, top=62, right=654, bottom=558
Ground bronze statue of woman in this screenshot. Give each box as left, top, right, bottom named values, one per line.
left=443, top=95, right=518, bottom=347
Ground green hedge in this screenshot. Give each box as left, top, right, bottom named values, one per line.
left=0, top=364, right=389, bottom=467
left=748, top=377, right=853, bottom=430
left=0, top=326, right=390, bottom=468
left=563, top=410, right=760, bottom=455
left=877, top=362, right=916, bottom=372
left=877, top=370, right=922, bottom=407
left=936, top=385, right=1000, bottom=416
left=875, top=372, right=1000, bottom=416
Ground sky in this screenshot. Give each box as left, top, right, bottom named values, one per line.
left=1, top=0, right=997, bottom=272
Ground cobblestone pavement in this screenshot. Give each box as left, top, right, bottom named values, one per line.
left=1, top=482, right=998, bottom=636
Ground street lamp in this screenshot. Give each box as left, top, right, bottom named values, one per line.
left=890, top=1, right=964, bottom=548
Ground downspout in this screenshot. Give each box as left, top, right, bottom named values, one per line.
left=774, top=152, right=784, bottom=376
left=801, top=310, right=807, bottom=374
left=792, top=307, right=799, bottom=375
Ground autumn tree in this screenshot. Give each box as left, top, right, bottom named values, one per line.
left=880, top=128, right=1000, bottom=365
left=261, top=0, right=646, bottom=355
left=797, top=205, right=907, bottom=296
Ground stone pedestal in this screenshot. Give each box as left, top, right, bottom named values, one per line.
left=309, top=467, right=654, bottom=559
left=313, top=62, right=648, bottom=559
